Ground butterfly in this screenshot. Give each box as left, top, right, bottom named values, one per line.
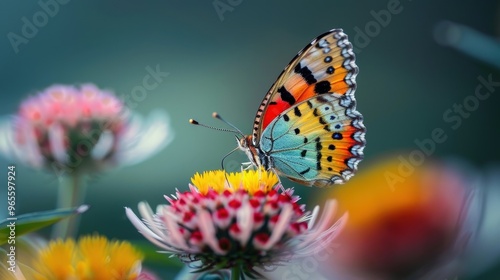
left=237, top=29, right=366, bottom=187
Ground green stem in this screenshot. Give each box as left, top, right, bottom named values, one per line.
left=231, top=266, right=241, bottom=280
left=51, top=173, right=87, bottom=239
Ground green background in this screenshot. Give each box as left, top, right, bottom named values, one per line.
left=0, top=0, right=499, bottom=279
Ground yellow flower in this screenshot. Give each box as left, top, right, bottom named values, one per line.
left=29, top=235, right=143, bottom=280
left=36, top=239, right=76, bottom=279
left=191, top=168, right=278, bottom=195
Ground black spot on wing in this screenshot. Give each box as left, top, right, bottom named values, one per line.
left=316, top=96, right=328, bottom=103
left=315, top=137, right=322, bottom=151
left=313, top=108, right=319, bottom=117
left=314, top=81, right=331, bottom=94
left=294, top=63, right=302, bottom=73
left=293, top=107, right=302, bottom=117
left=277, top=86, right=296, bottom=105
left=332, top=132, right=343, bottom=140
left=300, top=167, right=311, bottom=175
left=294, top=64, right=317, bottom=85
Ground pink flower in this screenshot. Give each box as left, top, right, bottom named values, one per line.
left=126, top=169, right=346, bottom=278
left=0, top=84, right=173, bottom=175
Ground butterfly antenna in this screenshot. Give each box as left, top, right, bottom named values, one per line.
left=212, top=112, right=245, bottom=138
left=189, top=118, right=241, bottom=134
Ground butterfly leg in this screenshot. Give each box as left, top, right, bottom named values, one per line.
left=269, top=167, right=286, bottom=192
left=241, top=162, right=254, bottom=171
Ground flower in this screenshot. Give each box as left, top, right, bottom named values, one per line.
left=0, top=84, right=173, bottom=175
left=126, top=169, right=347, bottom=278
left=315, top=157, right=480, bottom=280
left=0, top=235, right=153, bottom=280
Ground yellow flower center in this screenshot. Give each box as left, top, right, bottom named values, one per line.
left=326, top=158, right=437, bottom=229
left=31, top=235, right=143, bottom=280
left=191, top=169, right=278, bottom=195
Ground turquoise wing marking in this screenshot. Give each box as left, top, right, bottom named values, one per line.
left=259, top=94, right=365, bottom=187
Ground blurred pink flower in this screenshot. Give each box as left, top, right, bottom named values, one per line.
left=0, top=84, right=173, bottom=175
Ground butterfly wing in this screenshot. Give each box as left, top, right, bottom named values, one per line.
left=259, top=94, right=365, bottom=187
left=252, top=29, right=358, bottom=145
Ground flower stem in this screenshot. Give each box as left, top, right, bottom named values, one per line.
left=52, top=173, right=87, bottom=239
left=231, top=266, right=241, bottom=280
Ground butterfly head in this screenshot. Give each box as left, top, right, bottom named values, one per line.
left=237, top=135, right=263, bottom=168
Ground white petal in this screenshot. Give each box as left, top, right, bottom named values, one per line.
left=297, top=212, right=348, bottom=256
left=307, top=205, right=320, bottom=229
left=308, top=200, right=338, bottom=238
left=161, top=207, right=191, bottom=251
left=125, top=207, right=180, bottom=252
left=262, top=203, right=293, bottom=250
left=0, top=118, right=17, bottom=160
left=198, top=209, right=225, bottom=255
left=16, top=120, right=44, bottom=168
left=91, top=130, right=114, bottom=160
left=294, top=200, right=346, bottom=257
left=0, top=118, right=42, bottom=167
left=138, top=202, right=169, bottom=241
left=462, top=166, right=500, bottom=277
left=48, top=123, right=68, bottom=163
left=236, top=200, right=253, bottom=246
left=125, top=207, right=161, bottom=239
left=118, top=110, right=173, bottom=166
left=130, top=261, right=142, bottom=277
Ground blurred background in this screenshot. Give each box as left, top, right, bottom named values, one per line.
left=0, top=0, right=499, bottom=279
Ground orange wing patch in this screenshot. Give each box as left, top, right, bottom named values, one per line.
left=254, top=29, right=358, bottom=139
